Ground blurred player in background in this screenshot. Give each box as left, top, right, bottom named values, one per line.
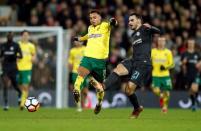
left=0, top=32, right=23, bottom=110
left=93, top=13, right=160, bottom=118
left=17, top=30, right=36, bottom=110
left=181, top=38, right=201, bottom=111
left=151, top=36, right=174, bottom=113
left=73, top=9, right=117, bottom=114
left=69, top=40, right=89, bottom=112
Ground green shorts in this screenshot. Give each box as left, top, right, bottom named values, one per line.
left=80, top=56, right=106, bottom=82
left=17, top=70, right=32, bottom=85
left=72, top=73, right=89, bottom=90
left=152, top=76, right=172, bottom=91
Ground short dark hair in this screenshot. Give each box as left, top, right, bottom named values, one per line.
left=21, top=30, right=29, bottom=35
left=89, top=9, right=101, bottom=16
left=129, top=13, right=143, bottom=21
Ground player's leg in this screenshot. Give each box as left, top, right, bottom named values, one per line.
left=2, top=75, right=10, bottom=110
left=10, top=73, right=22, bottom=105
left=152, top=77, right=163, bottom=108
left=103, top=63, right=129, bottom=90
left=73, top=66, right=90, bottom=103
left=19, top=70, right=31, bottom=110
left=161, top=76, right=172, bottom=113
left=125, top=81, right=143, bottom=118
left=73, top=57, right=92, bottom=103
left=189, top=82, right=199, bottom=111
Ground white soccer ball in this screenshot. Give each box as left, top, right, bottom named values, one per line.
left=24, top=97, right=40, bottom=112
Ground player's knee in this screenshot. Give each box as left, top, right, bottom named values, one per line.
left=152, top=88, right=160, bottom=95
left=190, top=83, right=199, bottom=93
left=125, top=82, right=136, bottom=96
left=78, top=66, right=90, bottom=77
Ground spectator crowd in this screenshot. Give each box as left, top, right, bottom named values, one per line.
left=0, top=0, right=201, bottom=90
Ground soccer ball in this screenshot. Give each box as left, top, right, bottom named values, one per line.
left=24, top=97, right=40, bottom=112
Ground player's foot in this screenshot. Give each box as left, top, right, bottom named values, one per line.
left=130, top=106, right=143, bottom=119
left=94, top=103, right=102, bottom=115
left=191, top=105, right=197, bottom=112
left=73, top=89, right=80, bottom=103
left=162, top=107, right=168, bottom=114
left=20, top=106, right=24, bottom=111
left=77, top=108, right=82, bottom=112
left=3, top=105, right=9, bottom=111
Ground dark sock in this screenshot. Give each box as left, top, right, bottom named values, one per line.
left=195, top=92, right=199, bottom=105
left=104, top=72, right=120, bottom=90
left=128, top=93, right=140, bottom=110
left=3, top=87, right=8, bottom=106
left=190, top=94, right=195, bottom=106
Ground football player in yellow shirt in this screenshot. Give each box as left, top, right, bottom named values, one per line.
left=73, top=10, right=117, bottom=114
left=151, top=36, right=174, bottom=113
left=17, top=30, right=36, bottom=110
left=69, top=41, right=89, bottom=112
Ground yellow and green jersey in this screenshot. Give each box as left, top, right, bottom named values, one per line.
left=69, top=46, right=85, bottom=73
left=151, top=48, right=174, bottom=77
left=17, top=41, right=36, bottom=71
left=80, top=21, right=111, bottom=59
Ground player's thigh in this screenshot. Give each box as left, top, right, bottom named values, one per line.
left=152, top=77, right=161, bottom=88
left=78, top=57, right=93, bottom=77
left=117, top=59, right=133, bottom=76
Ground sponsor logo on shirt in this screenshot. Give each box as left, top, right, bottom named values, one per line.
left=89, top=34, right=102, bottom=38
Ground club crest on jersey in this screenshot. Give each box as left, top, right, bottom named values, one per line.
left=136, top=32, right=140, bottom=36
left=10, top=46, right=14, bottom=50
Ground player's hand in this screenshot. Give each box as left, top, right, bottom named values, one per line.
left=160, top=65, right=166, bottom=71
left=143, top=23, right=151, bottom=28
left=109, top=18, right=118, bottom=26
left=73, top=37, right=79, bottom=41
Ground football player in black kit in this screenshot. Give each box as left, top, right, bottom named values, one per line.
left=0, top=32, right=23, bottom=110
left=181, top=38, right=201, bottom=111
left=92, top=13, right=160, bottom=117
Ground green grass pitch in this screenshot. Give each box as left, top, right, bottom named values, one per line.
left=0, top=108, right=200, bottom=131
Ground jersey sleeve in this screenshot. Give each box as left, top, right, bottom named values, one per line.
left=164, top=50, right=174, bottom=69
left=80, top=34, right=88, bottom=41
left=102, top=22, right=110, bottom=32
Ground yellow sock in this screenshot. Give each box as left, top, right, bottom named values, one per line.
left=97, top=90, right=105, bottom=105
left=163, top=92, right=170, bottom=109
left=74, top=75, right=84, bottom=92
left=20, top=90, right=28, bottom=107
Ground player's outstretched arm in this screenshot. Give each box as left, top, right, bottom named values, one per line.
left=143, top=23, right=160, bottom=34
left=73, top=34, right=88, bottom=42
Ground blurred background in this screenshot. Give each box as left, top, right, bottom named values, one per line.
left=0, top=0, right=201, bottom=108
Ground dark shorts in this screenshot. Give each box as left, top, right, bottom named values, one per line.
left=121, top=58, right=152, bottom=87
left=2, top=67, right=18, bottom=79
left=185, top=73, right=201, bottom=87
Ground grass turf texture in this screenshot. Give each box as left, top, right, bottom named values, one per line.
left=0, top=108, right=200, bottom=131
